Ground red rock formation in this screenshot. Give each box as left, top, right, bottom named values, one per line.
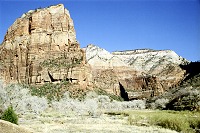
left=0, top=4, right=92, bottom=90
left=86, top=44, right=189, bottom=99
left=0, top=4, right=189, bottom=100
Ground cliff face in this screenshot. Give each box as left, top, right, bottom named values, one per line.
left=0, top=4, right=190, bottom=100
left=86, top=44, right=189, bottom=99
left=0, top=4, right=92, bottom=90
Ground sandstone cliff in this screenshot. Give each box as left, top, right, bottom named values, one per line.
left=86, top=44, right=189, bottom=99
left=0, top=4, right=190, bottom=100
left=0, top=4, right=92, bottom=90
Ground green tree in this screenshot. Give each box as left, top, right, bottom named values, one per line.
left=1, top=106, right=18, bottom=125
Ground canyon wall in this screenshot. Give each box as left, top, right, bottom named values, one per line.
left=86, top=44, right=189, bottom=99
left=0, top=4, right=189, bottom=99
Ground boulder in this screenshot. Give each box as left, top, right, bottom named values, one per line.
left=0, top=120, right=33, bottom=133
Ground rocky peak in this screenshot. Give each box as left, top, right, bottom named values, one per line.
left=3, top=4, right=76, bottom=50
left=86, top=44, right=129, bottom=69
left=0, top=4, right=91, bottom=89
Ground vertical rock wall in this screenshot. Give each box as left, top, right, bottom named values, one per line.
left=0, top=4, right=92, bottom=90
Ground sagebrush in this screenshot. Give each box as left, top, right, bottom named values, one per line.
left=0, top=81, right=48, bottom=115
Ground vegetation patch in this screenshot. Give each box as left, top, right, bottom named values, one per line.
left=30, top=83, right=64, bottom=101
left=147, top=87, right=200, bottom=111
left=40, top=56, right=83, bottom=68
left=94, top=89, right=123, bottom=101
left=107, top=110, right=200, bottom=133
left=29, top=81, right=88, bottom=101
left=1, top=106, right=18, bottom=125
left=181, top=73, right=200, bottom=88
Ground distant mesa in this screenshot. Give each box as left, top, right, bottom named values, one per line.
left=85, top=44, right=189, bottom=99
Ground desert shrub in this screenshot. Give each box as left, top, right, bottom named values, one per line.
left=85, top=91, right=98, bottom=99
left=51, top=92, right=98, bottom=116
left=0, top=81, right=48, bottom=115
left=51, top=92, right=81, bottom=114
left=51, top=92, right=146, bottom=117
left=94, top=89, right=123, bottom=101
left=97, top=95, right=111, bottom=109
left=108, top=100, right=146, bottom=111
left=150, top=98, right=169, bottom=109
left=92, top=95, right=145, bottom=111
left=147, top=87, right=200, bottom=111
left=165, top=89, right=200, bottom=111
left=30, top=81, right=89, bottom=101
left=128, top=100, right=145, bottom=109
left=30, top=83, right=64, bottom=101
left=23, top=96, right=48, bottom=114
left=68, top=88, right=88, bottom=101
left=84, top=98, right=98, bottom=116
left=1, top=106, right=18, bottom=125
left=0, top=109, right=3, bottom=118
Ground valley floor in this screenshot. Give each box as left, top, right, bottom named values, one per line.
left=19, top=110, right=177, bottom=133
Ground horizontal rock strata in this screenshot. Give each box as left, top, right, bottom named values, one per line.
left=0, top=4, right=92, bottom=90
left=86, top=44, right=189, bottom=99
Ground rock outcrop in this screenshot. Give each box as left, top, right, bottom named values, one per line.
left=0, top=120, right=34, bottom=133
left=0, top=4, right=92, bottom=90
left=86, top=44, right=189, bottom=99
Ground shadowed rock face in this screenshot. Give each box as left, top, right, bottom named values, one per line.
left=86, top=44, right=189, bottom=99
left=119, top=82, right=129, bottom=101
left=0, top=4, right=92, bottom=90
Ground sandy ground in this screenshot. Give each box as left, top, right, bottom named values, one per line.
left=19, top=110, right=177, bottom=133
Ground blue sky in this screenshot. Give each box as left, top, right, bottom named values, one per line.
left=0, top=0, right=199, bottom=61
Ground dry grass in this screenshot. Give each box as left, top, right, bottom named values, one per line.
left=107, top=110, right=200, bottom=133
left=19, top=109, right=178, bottom=133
